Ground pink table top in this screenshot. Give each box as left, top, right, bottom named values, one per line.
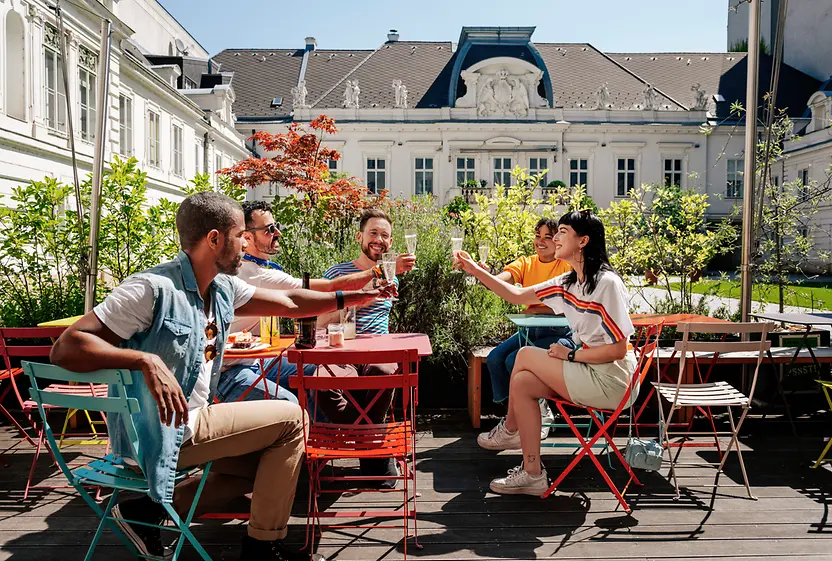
left=287, top=333, right=432, bottom=359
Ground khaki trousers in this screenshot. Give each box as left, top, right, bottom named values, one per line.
left=173, top=400, right=305, bottom=541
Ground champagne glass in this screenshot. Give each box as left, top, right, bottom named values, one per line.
left=381, top=252, right=399, bottom=301
left=404, top=228, right=418, bottom=271
left=478, top=241, right=490, bottom=267
left=451, top=228, right=464, bottom=272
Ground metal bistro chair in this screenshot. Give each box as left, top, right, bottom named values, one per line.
left=541, top=321, right=663, bottom=514
left=289, top=347, right=421, bottom=560
left=1, top=327, right=109, bottom=498
left=23, top=361, right=213, bottom=561
left=655, top=322, right=774, bottom=500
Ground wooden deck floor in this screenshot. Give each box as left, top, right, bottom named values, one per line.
left=2, top=413, right=832, bottom=560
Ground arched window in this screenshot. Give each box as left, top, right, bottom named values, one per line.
left=5, top=11, right=26, bottom=120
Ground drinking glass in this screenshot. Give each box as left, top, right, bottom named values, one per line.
left=259, top=316, right=280, bottom=345
left=381, top=253, right=399, bottom=301
left=451, top=228, right=464, bottom=272
left=340, top=306, right=357, bottom=340
left=404, top=228, right=418, bottom=271
left=478, top=242, right=490, bottom=266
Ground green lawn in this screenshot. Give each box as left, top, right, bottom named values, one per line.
left=667, top=280, right=832, bottom=311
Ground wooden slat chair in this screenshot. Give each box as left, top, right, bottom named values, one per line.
left=23, top=361, right=213, bottom=561
left=1, top=327, right=109, bottom=498
left=542, top=321, right=663, bottom=514
left=289, top=347, right=421, bottom=560
left=655, top=322, right=775, bottom=500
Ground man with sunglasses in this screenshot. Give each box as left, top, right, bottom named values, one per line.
left=217, top=200, right=415, bottom=405
left=50, top=192, right=390, bottom=561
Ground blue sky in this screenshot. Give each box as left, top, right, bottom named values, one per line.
left=160, top=0, right=730, bottom=56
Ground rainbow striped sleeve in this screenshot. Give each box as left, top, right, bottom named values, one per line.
left=534, top=283, right=626, bottom=343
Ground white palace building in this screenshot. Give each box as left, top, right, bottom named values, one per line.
left=214, top=20, right=831, bottom=270
left=0, top=0, right=249, bottom=204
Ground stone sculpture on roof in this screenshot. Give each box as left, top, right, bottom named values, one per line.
left=691, top=83, right=708, bottom=111
left=455, top=59, right=546, bottom=117
left=343, top=80, right=360, bottom=109
left=595, top=82, right=612, bottom=110
left=291, top=80, right=309, bottom=110
left=392, top=79, right=408, bottom=109
left=643, top=83, right=659, bottom=110
left=474, top=67, right=530, bottom=117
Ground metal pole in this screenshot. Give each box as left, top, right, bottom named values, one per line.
left=55, top=1, right=87, bottom=286
left=84, top=18, right=112, bottom=312
left=741, top=0, right=761, bottom=323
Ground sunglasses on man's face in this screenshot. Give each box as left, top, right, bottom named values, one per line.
left=247, top=223, right=280, bottom=236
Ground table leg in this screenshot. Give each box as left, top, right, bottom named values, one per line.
left=468, top=357, right=481, bottom=429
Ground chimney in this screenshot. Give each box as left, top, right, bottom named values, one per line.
left=305, top=37, right=317, bottom=51
left=387, top=29, right=399, bottom=42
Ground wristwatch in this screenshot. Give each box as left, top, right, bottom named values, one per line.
left=567, top=348, right=577, bottom=362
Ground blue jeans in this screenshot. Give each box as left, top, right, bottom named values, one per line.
left=217, top=357, right=316, bottom=404
left=486, top=327, right=575, bottom=404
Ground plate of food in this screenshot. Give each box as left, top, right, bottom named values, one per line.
left=225, top=331, right=268, bottom=354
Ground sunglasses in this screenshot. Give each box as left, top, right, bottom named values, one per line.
left=247, top=223, right=280, bottom=236
left=204, top=321, right=219, bottom=362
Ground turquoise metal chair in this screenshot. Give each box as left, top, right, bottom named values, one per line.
left=23, top=361, right=213, bottom=561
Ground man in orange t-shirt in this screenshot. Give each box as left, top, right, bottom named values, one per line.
left=486, top=217, right=574, bottom=439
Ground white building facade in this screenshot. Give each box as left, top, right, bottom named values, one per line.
left=216, top=26, right=818, bottom=254
left=0, top=0, right=248, bottom=205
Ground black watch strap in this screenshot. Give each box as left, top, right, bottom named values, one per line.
left=335, top=290, right=345, bottom=310
left=568, top=348, right=577, bottom=362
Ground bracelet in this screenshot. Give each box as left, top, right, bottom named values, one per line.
left=335, top=290, right=345, bottom=310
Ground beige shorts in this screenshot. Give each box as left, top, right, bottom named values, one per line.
left=562, top=351, right=638, bottom=411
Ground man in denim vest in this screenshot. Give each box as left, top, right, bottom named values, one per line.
left=50, top=192, right=388, bottom=561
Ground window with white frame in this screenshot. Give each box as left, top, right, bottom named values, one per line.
left=43, top=24, right=67, bottom=132
left=726, top=159, right=744, bottom=198
left=799, top=168, right=810, bottom=201
left=78, top=46, right=97, bottom=141
left=414, top=157, right=434, bottom=196
left=147, top=110, right=161, bottom=168
left=172, top=124, right=184, bottom=176
left=366, top=157, right=386, bottom=194
left=493, top=157, right=512, bottom=186
left=569, top=158, right=589, bottom=189
left=118, top=94, right=133, bottom=156
left=663, top=158, right=683, bottom=187
left=528, top=157, right=549, bottom=186
left=328, top=159, right=338, bottom=173
left=616, top=158, right=636, bottom=196
left=456, top=157, right=475, bottom=186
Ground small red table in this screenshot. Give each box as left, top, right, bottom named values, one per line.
left=287, top=333, right=433, bottom=358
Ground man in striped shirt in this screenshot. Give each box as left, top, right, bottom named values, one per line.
left=316, top=208, right=415, bottom=487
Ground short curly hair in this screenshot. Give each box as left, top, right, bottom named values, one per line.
left=176, top=192, right=242, bottom=250
left=242, top=200, right=271, bottom=229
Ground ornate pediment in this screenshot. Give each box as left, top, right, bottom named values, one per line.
left=455, top=57, right=548, bottom=118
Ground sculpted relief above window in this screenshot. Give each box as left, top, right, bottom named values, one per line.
left=455, top=57, right=549, bottom=118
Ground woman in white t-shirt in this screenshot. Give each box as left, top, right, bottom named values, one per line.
left=454, top=210, right=635, bottom=496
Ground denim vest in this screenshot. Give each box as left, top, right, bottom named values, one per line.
left=108, top=251, right=236, bottom=503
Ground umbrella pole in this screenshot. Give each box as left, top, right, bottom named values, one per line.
left=740, top=0, right=761, bottom=323
left=84, top=18, right=113, bottom=313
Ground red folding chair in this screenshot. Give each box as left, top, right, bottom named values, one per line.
left=0, top=327, right=109, bottom=499
left=541, top=322, right=663, bottom=514
left=289, top=347, right=421, bottom=560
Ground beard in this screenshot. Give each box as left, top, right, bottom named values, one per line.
left=361, top=241, right=388, bottom=262
left=217, top=238, right=243, bottom=275
left=257, top=236, right=279, bottom=256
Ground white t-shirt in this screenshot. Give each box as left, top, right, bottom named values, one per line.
left=93, top=275, right=256, bottom=440
left=532, top=270, right=634, bottom=348
left=223, top=259, right=302, bottom=370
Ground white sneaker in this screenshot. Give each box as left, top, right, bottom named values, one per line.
left=540, top=399, right=555, bottom=440
left=477, top=417, right=521, bottom=450
left=490, top=465, right=549, bottom=496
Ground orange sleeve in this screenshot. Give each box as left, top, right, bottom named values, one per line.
left=503, top=256, right=527, bottom=284
left=552, top=260, right=572, bottom=277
